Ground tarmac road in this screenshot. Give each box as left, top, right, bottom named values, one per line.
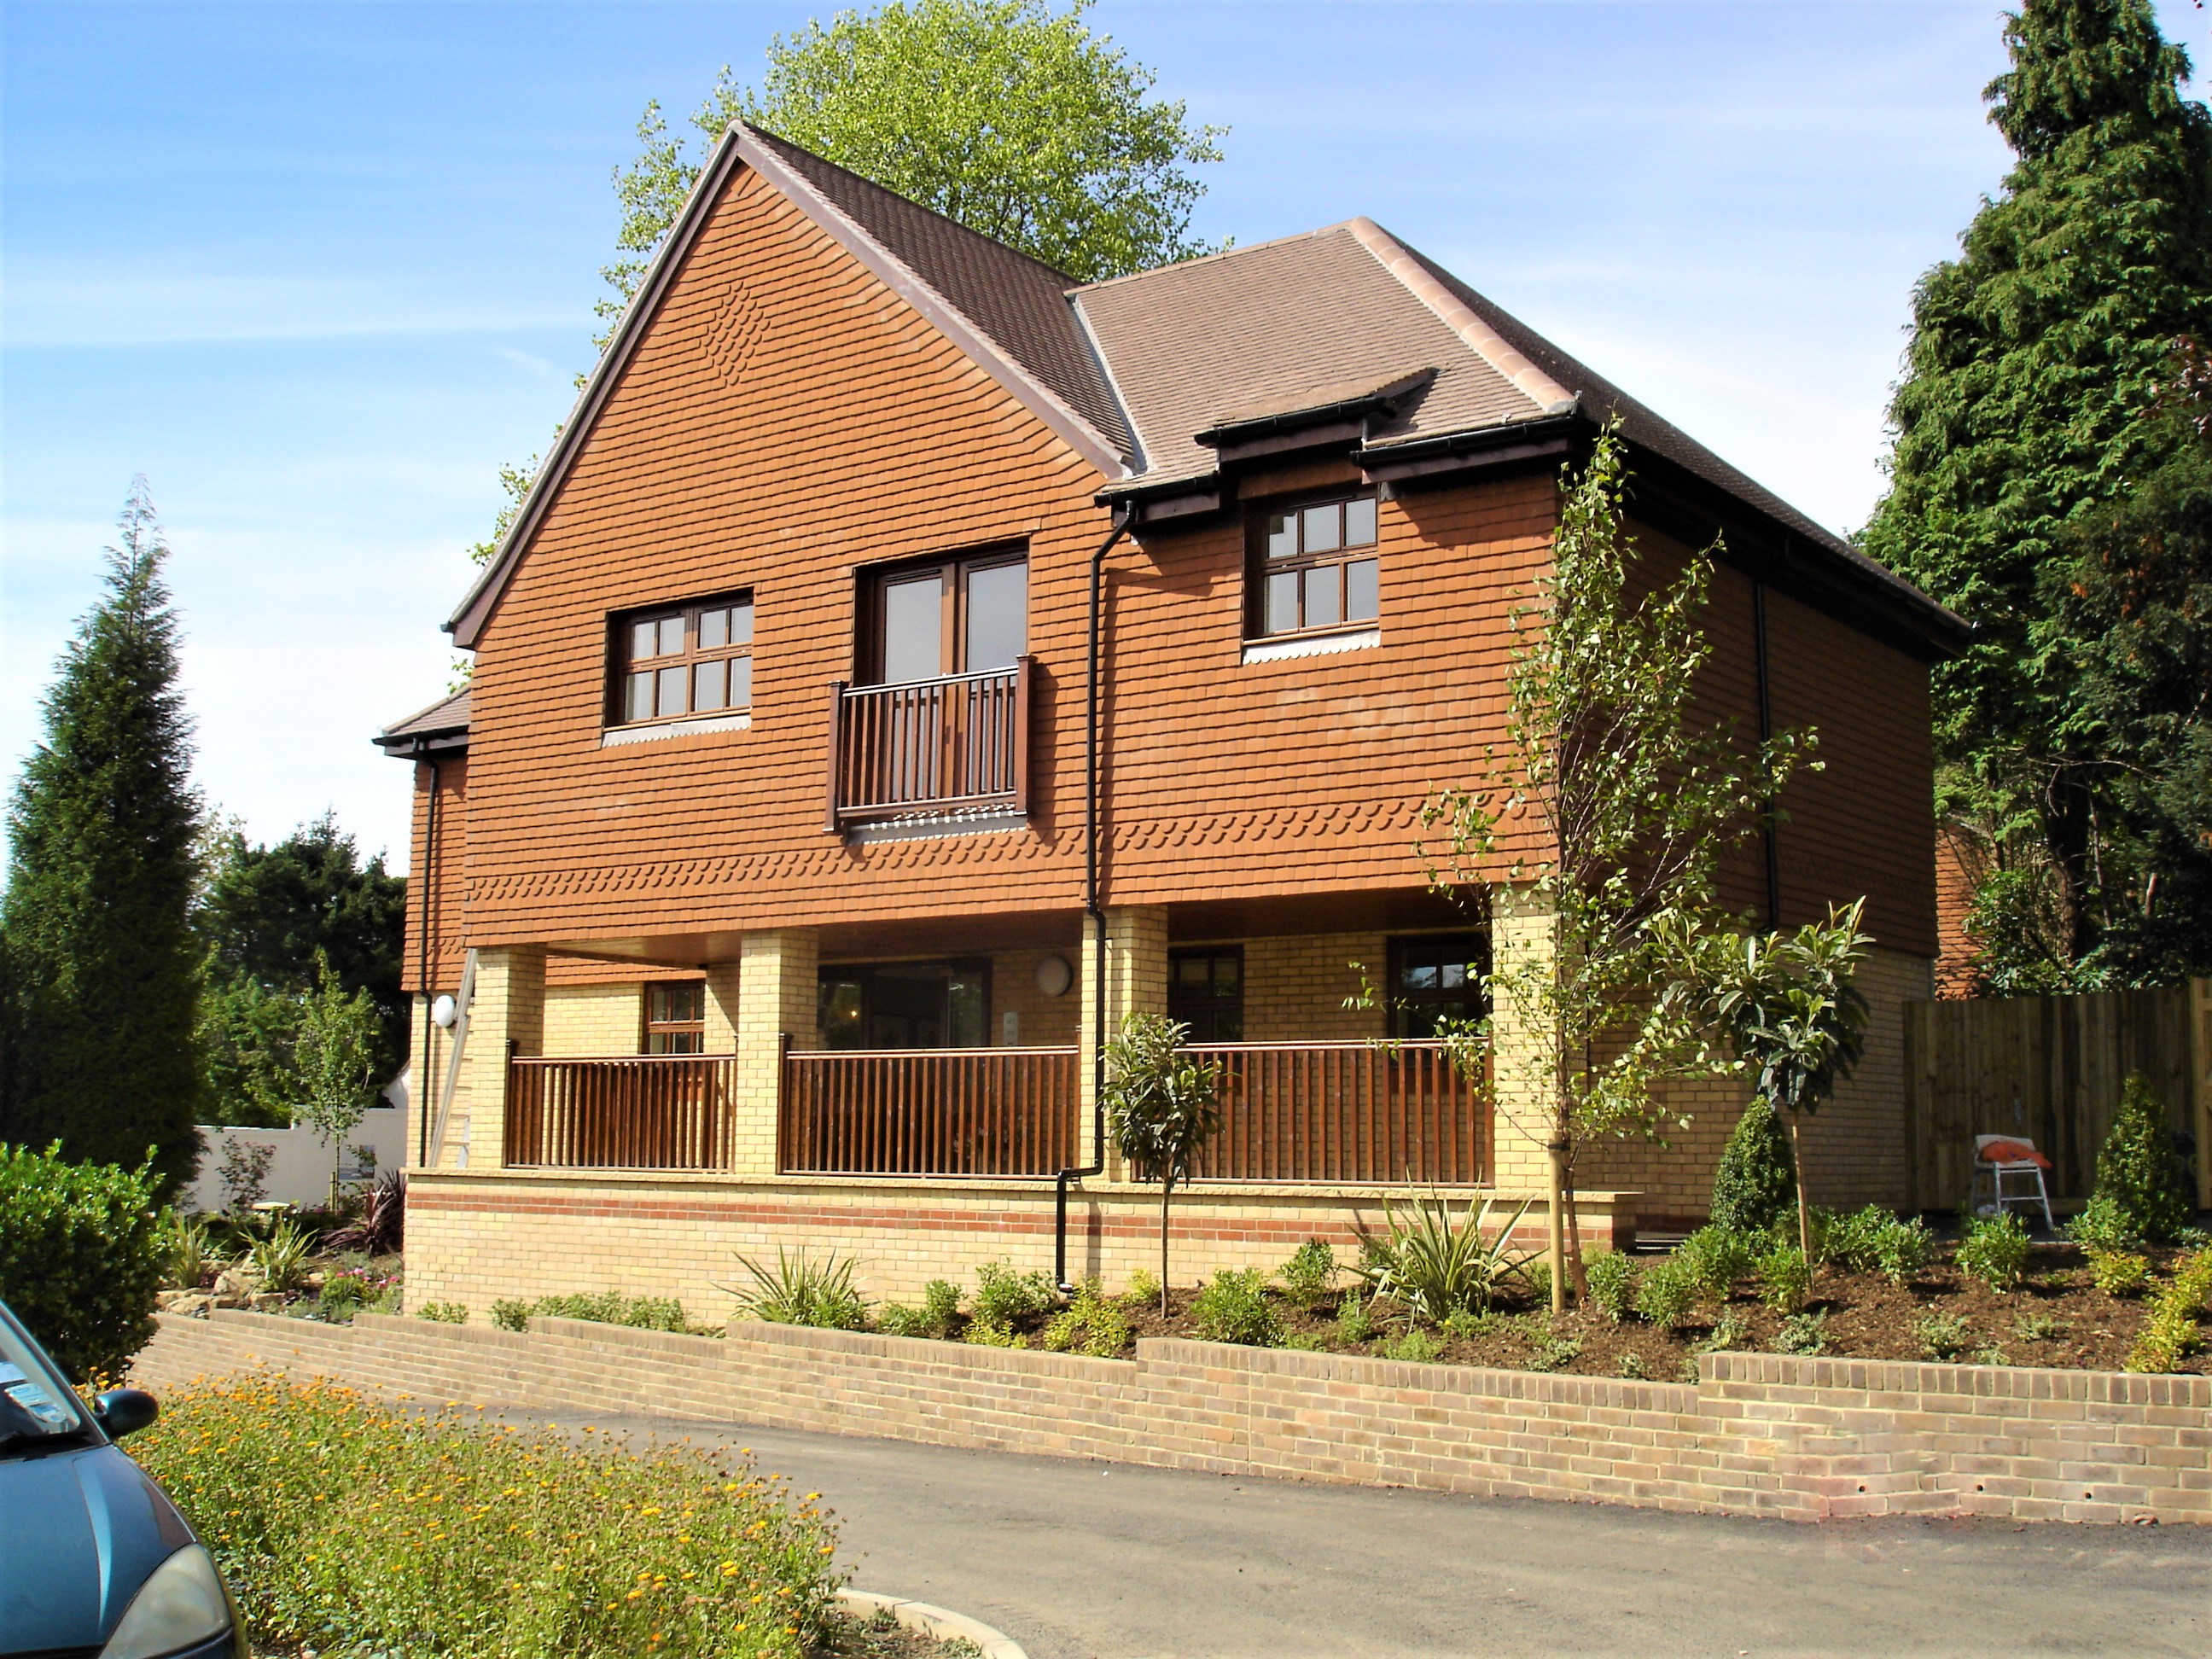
left=501, top=1405, right=2208, bottom=1658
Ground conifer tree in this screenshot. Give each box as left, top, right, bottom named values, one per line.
left=1862, top=0, right=2212, bottom=985
left=1, top=480, right=204, bottom=1196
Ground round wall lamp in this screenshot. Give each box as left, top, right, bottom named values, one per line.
left=1034, top=954, right=1074, bottom=998
left=431, top=994, right=458, bottom=1029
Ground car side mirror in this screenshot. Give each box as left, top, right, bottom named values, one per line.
left=94, top=1388, right=159, bottom=1440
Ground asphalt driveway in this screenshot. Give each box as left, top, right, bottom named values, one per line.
left=499, top=1405, right=2207, bottom=1658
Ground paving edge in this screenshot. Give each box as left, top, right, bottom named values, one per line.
left=839, top=1588, right=1027, bottom=1658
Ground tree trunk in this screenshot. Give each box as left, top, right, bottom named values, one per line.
left=1159, top=1173, right=1173, bottom=1316
left=1788, top=1114, right=1811, bottom=1260
left=1546, top=1138, right=1569, bottom=1316
left=2046, top=767, right=2100, bottom=969
left=1562, top=1173, right=1589, bottom=1299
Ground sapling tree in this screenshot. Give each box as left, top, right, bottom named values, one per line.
left=1420, top=426, right=1808, bottom=1311
left=1103, top=1012, right=1222, bottom=1313
left=1678, top=901, right=1874, bottom=1259
left=290, top=956, right=381, bottom=1204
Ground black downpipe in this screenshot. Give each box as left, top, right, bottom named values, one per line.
left=1056, top=505, right=1134, bottom=1292
left=416, top=748, right=440, bottom=1169
left=1753, top=579, right=1781, bottom=931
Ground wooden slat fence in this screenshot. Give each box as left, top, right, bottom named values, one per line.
left=506, top=1056, right=738, bottom=1171
left=781, top=1045, right=1078, bottom=1177
left=1904, top=981, right=2210, bottom=1211
left=1185, top=1040, right=1486, bottom=1185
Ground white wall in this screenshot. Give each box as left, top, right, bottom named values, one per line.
left=186, top=1070, right=411, bottom=1213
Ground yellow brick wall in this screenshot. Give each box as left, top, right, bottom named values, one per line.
left=543, top=983, right=654, bottom=1057
left=987, top=946, right=1083, bottom=1047
left=1237, top=933, right=1387, bottom=1041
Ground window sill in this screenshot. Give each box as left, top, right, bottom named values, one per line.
left=846, top=808, right=1028, bottom=845
left=602, top=712, right=752, bottom=748
left=1240, top=626, right=1380, bottom=666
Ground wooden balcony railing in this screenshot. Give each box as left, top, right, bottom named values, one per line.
left=825, top=657, right=1032, bottom=828
left=1185, top=1041, right=1486, bottom=1185
left=780, top=1045, right=1078, bottom=1177
left=506, top=1055, right=739, bottom=1171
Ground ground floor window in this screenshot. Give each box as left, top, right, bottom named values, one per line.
left=1388, top=934, right=1488, bottom=1038
left=643, top=981, right=706, bottom=1053
left=818, top=960, right=990, bottom=1049
left=1168, top=946, right=1244, bottom=1042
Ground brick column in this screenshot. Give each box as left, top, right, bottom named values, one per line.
left=701, top=960, right=742, bottom=1053
left=731, top=929, right=818, bottom=1177
left=1487, top=884, right=1556, bottom=1198
left=1080, top=905, right=1168, bottom=1177
left=450, top=946, right=544, bottom=1173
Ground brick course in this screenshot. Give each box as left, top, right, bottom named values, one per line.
left=132, top=1312, right=2212, bottom=1526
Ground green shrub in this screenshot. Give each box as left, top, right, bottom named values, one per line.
left=2088, top=1250, right=2152, bottom=1296
left=1616, top=1352, right=1653, bottom=1381
left=1380, top=1328, right=1443, bottom=1363
left=1583, top=1250, right=1637, bottom=1322
left=316, top=1266, right=394, bottom=1323
left=971, top=1260, right=1056, bottom=1328
left=1709, top=1098, right=1797, bottom=1235
left=1756, top=1243, right=1813, bottom=1313
left=1917, top=1308, right=1973, bottom=1361
left=1957, top=1212, right=2032, bottom=1292
left=1335, top=1292, right=1375, bottom=1343
left=154, top=1206, right=224, bottom=1290
left=492, top=1293, right=692, bottom=1334
left=2013, top=1311, right=2066, bottom=1342
left=876, top=1279, right=963, bottom=1342
left=130, top=1373, right=841, bottom=1656
left=2067, top=1193, right=2144, bottom=1255
left=726, top=1249, right=867, bottom=1330
left=1632, top=1259, right=1697, bottom=1329
left=2128, top=1247, right=2212, bottom=1371
left=0, top=1143, right=163, bottom=1381
left=1278, top=1239, right=1338, bottom=1308
left=1824, top=1203, right=1892, bottom=1272
left=1043, top=1280, right=1132, bottom=1358
left=1874, top=1218, right=1936, bottom=1285
left=1772, top=1311, right=1827, bottom=1355
left=416, top=1301, right=468, bottom=1324
left=247, top=1220, right=313, bottom=1295
left=1190, top=1267, right=1283, bottom=1347
left=1676, top=1226, right=1756, bottom=1303
left=1693, top=1313, right=1751, bottom=1353
left=2093, top=1074, right=2193, bottom=1244
left=1120, top=1269, right=1161, bottom=1309
left=1528, top=1333, right=1582, bottom=1371
left=1353, top=1194, right=1532, bottom=1321
left=1519, top=1258, right=1551, bottom=1311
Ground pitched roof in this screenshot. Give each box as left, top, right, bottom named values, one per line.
left=439, top=127, right=1964, bottom=659
left=374, top=686, right=471, bottom=754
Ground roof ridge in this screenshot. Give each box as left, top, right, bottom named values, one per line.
left=1071, top=221, right=1365, bottom=295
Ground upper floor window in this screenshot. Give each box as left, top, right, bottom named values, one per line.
left=866, top=550, right=1026, bottom=684
left=1250, top=494, right=1380, bottom=638
left=643, top=981, right=706, bottom=1053
left=614, top=594, right=754, bottom=726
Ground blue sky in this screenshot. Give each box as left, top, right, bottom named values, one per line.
left=5, top=0, right=2208, bottom=871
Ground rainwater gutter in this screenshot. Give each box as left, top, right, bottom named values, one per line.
left=1056, top=504, right=1134, bottom=1293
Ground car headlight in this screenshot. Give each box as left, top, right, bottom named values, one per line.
left=99, top=1543, right=237, bottom=1659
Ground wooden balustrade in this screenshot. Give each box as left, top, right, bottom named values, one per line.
left=780, top=1045, right=1079, bottom=1177
left=1185, top=1041, right=1486, bottom=1185
left=506, top=1055, right=739, bottom=1171
left=825, top=657, right=1031, bottom=828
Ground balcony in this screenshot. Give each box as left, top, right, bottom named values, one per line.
left=506, top=1055, right=739, bottom=1171
left=780, top=1045, right=1080, bottom=1177
left=824, top=657, right=1033, bottom=829
left=1189, top=1041, right=1486, bottom=1185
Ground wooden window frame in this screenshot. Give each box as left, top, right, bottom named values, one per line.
left=1386, top=933, right=1489, bottom=1039
left=859, top=546, right=1027, bottom=685
left=609, top=591, right=755, bottom=729
left=643, top=981, right=707, bottom=1054
left=1167, top=945, right=1245, bottom=1044
left=1245, top=492, right=1382, bottom=641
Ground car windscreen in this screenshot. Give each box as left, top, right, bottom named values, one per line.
left=0, top=1308, right=89, bottom=1449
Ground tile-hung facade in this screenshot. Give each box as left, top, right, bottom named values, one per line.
left=377, top=125, right=1970, bottom=1318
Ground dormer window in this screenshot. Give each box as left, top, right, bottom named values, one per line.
left=1250, top=494, right=1380, bottom=637
left=614, top=594, right=754, bottom=725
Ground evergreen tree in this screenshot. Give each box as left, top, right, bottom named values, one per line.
left=1862, top=0, right=2212, bottom=985
left=1, top=480, right=203, bottom=1196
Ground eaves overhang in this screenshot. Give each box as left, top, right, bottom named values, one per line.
left=442, top=124, right=1132, bottom=652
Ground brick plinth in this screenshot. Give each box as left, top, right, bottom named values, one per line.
left=132, top=1313, right=2212, bottom=1527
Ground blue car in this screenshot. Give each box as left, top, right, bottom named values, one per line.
left=0, top=1299, right=247, bottom=1659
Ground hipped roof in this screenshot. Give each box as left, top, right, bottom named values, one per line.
left=436, top=121, right=1966, bottom=665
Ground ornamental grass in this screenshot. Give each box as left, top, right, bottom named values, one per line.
left=129, top=1373, right=844, bottom=1657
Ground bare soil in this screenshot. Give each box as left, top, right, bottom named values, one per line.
left=1032, top=1243, right=2204, bottom=1377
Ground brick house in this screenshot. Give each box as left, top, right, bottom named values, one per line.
left=378, top=125, right=1968, bottom=1316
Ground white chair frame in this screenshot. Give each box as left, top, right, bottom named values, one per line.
left=1965, top=1133, right=2056, bottom=1232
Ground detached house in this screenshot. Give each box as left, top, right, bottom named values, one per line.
left=379, top=125, right=1968, bottom=1315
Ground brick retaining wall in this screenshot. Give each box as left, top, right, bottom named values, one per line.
left=131, top=1311, right=2211, bottom=1526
